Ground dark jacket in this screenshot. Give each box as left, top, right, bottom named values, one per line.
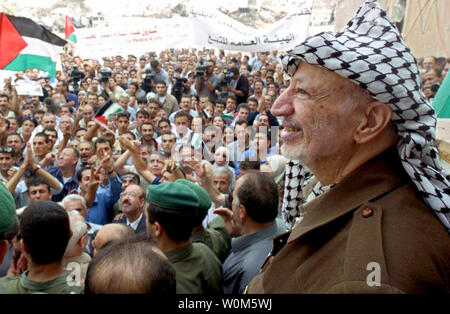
left=113, top=213, right=147, bottom=234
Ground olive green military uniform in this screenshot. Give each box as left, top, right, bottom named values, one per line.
left=0, top=271, right=84, bottom=294
left=192, top=216, right=231, bottom=263
left=246, top=149, right=450, bottom=293
left=166, top=242, right=223, bottom=294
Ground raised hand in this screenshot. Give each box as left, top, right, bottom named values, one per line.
left=98, top=155, right=113, bottom=174
left=213, top=207, right=241, bottom=237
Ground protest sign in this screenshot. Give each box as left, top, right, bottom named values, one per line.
left=189, top=2, right=312, bottom=52
left=75, top=18, right=191, bottom=59
left=14, top=79, right=43, bottom=96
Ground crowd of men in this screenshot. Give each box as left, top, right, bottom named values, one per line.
left=0, top=0, right=449, bottom=294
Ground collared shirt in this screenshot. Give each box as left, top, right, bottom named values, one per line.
left=222, top=218, right=287, bottom=294
left=46, top=166, right=79, bottom=202
left=85, top=174, right=122, bottom=225
left=0, top=271, right=84, bottom=294
left=127, top=212, right=144, bottom=231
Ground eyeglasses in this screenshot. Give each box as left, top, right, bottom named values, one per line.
left=120, top=191, right=138, bottom=198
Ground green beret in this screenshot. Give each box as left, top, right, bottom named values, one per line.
left=147, top=182, right=199, bottom=212
left=0, top=182, right=16, bottom=235
left=175, top=179, right=212, bottom=216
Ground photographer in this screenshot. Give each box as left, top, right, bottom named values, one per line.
left=226, top=67, right=249, bottom=105
left=149, top=60, right=169, bottom=86
left=68, top=65, right=85, bottom=98
left=195, top=60, right=219, bottom=101
left=55, top=81, right=79, bottom=108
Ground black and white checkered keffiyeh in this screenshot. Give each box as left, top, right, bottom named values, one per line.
left=280, top=0, right=450, bottom=231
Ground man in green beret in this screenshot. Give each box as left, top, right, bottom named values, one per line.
left=176, top=179, right=231, bottom=263
left=0, top=181, right=16, bottom=266
left=146, top=182, right=223, bottom=294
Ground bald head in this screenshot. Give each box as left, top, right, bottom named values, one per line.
left=85, top=235, right=175, bottom=294
left=92, top=223, right=135, bottom=256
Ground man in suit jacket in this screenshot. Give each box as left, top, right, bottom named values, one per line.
left=113, top=184, right=146, bottom=234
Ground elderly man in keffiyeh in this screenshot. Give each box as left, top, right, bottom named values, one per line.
left=246, top=0, right=450, bottom=293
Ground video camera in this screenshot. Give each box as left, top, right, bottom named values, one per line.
left=173, top=77, right=188, bottom=103
left=69, top=65, right=85, bottom=94
left=218, top=67, right=234, bottom=89
left=99, top=67, right=112, bottom=83
left=196, top=64, right=209, bottom=77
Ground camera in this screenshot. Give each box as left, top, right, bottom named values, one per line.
left=69, top=65, right=85, bottom=94
left=99, top=67, right=112, bottom=83
left=139, top=68, right=155, bottom=94
left=196, top=65, right=208, bottom=77
left=217, top=67, right=234, bottom=89
left=173, top=77, right=188, bottom=103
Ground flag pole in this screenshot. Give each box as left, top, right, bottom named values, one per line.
left=93, top=118, right=118, bottom=139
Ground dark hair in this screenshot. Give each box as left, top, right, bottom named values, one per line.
left=154, top=80, right=166, bottom=86
left=59, top=105, right=74, bottom=114
left=136, top=109, right=150, bottom=118
left=34, top=132, right=50, bottom=143
left=0, top=93, right=9, bottom=100
left=235, top=119, right=249, bottom=127
left=141, top=122, right=154, bottom=129
left=85, top=235, right=175, bottom=294
left=77, top=165, right=92, bottom=183
left=174, top=111, right=190, bottom=122
left=150, top=60, right=159, bottom=68
left=129, top=82, right=139, bottom=90
left=20, top=201, right=71, bottom=265
left=122, top=130, right=136, bottom=140
left=117, top=112, right=130, bottom=120
left=226, top=95, right=236, bottom=103
left=237, top=103, right=250, bottom=112
left=147, top=203, right=197, bottom=242
left=20, top=116, right=38, bottom=127
left=74, top=127, right=87, bottom=136
left=43, top=127, right=57, bottom=136
left=6, top=132, right=23, bottom=143
left=247, top=97, right=258, bottom=105
left=26, top=176, right=51, bottom=192
left=239, top=160, right=260, bottom=172
left=137, top=97, right=147, bottom=104
left=94, top=136, right=113, bottom=152
left=157, top=118, right=171, bottom=127
left=236, top=171, right=278, bottom=223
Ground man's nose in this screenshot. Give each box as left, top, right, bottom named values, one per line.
left=271, top=91, right=295, bottom=117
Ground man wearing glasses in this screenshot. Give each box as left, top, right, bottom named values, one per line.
left=113, top=185, right=146, bottom=234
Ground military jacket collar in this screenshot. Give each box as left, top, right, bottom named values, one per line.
left=289, top=147, right=406, bottom=243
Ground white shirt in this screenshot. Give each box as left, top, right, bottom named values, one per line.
left=127, top=212, right=144, bottom=231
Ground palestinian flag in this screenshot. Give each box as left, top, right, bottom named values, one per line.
left=95, top=100, right=124, bottom=125
left=65, top=16, right=77, bottom=43
left=0, top=13, right=66, bottom=77
left=221, top=112, right=234, bottom=125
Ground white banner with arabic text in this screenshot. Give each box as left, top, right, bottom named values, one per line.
left=189, top=3, right=312, bottom=52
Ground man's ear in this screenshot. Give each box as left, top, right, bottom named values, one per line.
left=239, top=205, right=247, bottom=220
left=153, top=221, right=162, bottom=238
left=354, top=101, right=393, bottom=144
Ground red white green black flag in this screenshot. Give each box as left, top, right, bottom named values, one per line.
left=0, top=13, right=66, bottom=77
